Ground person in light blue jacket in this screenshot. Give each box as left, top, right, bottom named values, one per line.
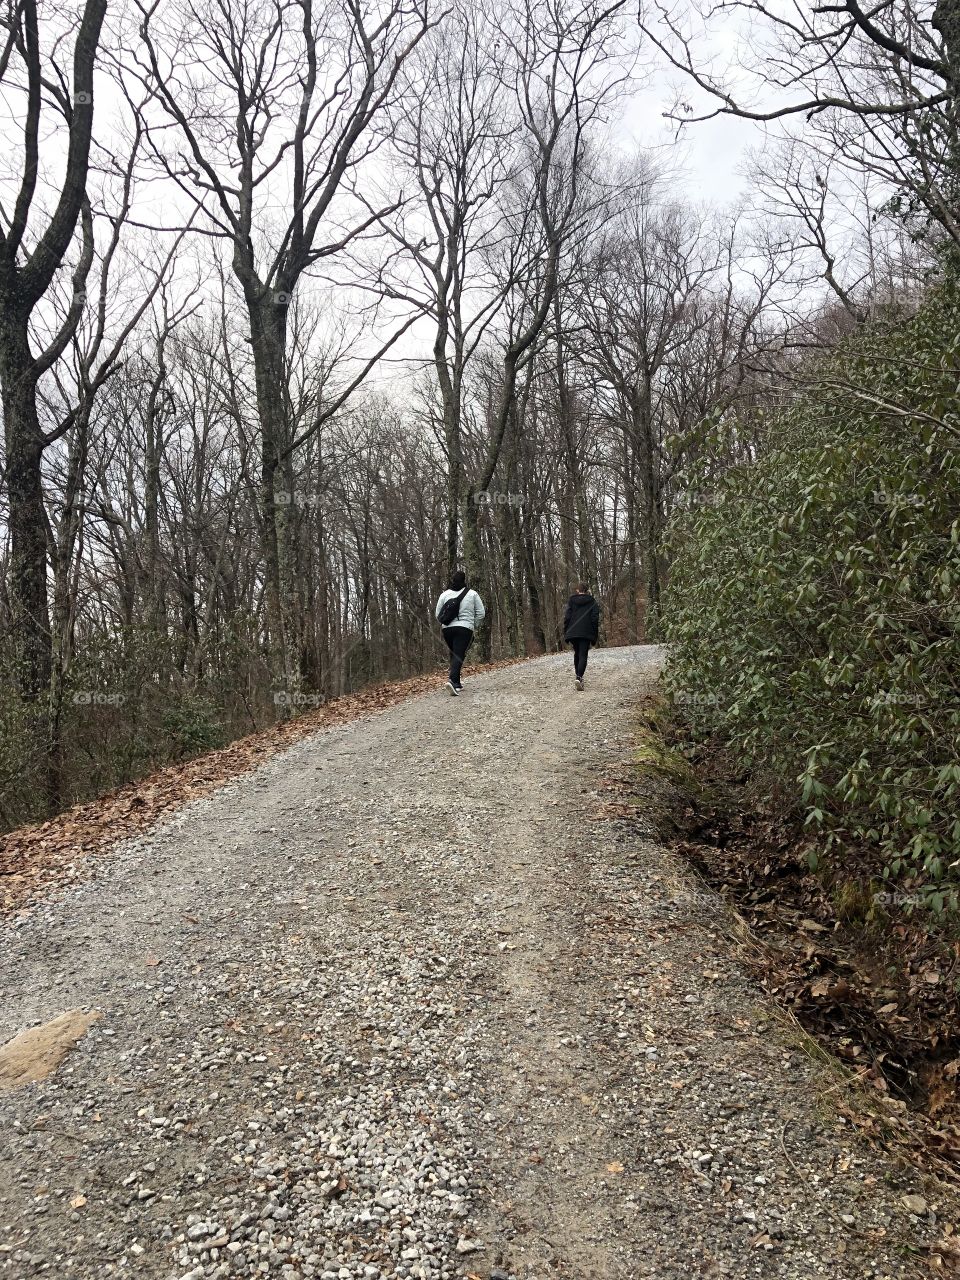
left=435, top=570, right=486, bottom=695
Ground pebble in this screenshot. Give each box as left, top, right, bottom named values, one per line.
left=0, top=647, right=948, bottom=1280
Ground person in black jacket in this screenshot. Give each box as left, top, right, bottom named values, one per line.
left=563, top=582, right=601, bottom=691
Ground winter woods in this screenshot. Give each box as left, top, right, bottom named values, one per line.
left=0, top=0, right=950, bottom=828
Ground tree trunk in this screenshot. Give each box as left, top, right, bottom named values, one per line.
left=519, top=516, right=547, bottom=653
left=624, top=431, right=639, bottom=642
left=462, top=495, right=488, bottom=658
left=46, top=412, right=90, bottom=811
left=246, top=289, right=302, bottom=701
left=638, top=419, right=662, bottom=634
left=435, top=330, right=463, bottom=578
left=142, top=364, right=167, bottom=636
left=0, top=314, right=51, bottom=699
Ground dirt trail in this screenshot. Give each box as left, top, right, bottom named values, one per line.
left=0, top=647, right=952, bottom=1280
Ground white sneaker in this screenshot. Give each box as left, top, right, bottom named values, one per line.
left=447, top=681, right=459, bottom=696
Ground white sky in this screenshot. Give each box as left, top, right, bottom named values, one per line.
left=619, top=87, right=763, bottom=203
left=0, top=1, right=800, bottom=410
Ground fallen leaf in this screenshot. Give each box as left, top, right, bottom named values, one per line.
left=145, top=953, right=160, bottom=967
left=932, top=1235, right=960, bottom=1258
left=606, top=1161, right=625, bottom=1174
left=70, top=1195, right=87, bottom=1209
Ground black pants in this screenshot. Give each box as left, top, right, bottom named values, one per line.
left=443, top=625, right=473, bottom=687
left=571, top=638, right=590, bottom=679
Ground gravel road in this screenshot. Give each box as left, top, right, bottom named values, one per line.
left=0, top=646, right=949, bottom=1280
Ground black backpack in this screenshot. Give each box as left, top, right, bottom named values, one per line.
left=438, top=586, right=469, bottom=627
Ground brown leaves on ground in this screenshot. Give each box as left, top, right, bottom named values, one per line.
left=0, top=658, right=525, bottom=917
left=597, top=705, right=960, bottom=1181
left=666, top=734, right=960, bottom=1176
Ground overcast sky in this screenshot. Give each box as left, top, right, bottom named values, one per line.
left=1, top=3, right=787, bottom=405
left=620, top=88, right=763, bottom=204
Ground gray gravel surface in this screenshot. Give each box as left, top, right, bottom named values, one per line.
left=0, top=646, right=949, bottom=1279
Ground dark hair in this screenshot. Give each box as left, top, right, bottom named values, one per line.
left=576, top=581, right=589, bottom=593
left=449, top=570, right=467, bottom=590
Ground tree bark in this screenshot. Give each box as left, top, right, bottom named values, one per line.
left=0, top=0, right=108, bottom=699
left=0, top=313, right=51, bottom=698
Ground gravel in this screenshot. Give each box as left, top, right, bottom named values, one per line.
left=0, top=645, right=951, bottom=1279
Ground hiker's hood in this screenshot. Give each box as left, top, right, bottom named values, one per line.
left=569, top=592, right=596, bottom=605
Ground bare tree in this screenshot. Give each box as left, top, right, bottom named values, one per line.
left=460, top=0, right=629, bottom=642
left=575, top=197, right=793, bottom=628
left=135, top=0, right=433, bottom=692
left=0, top=0, right=108, bottom=697
left=641, top=0, right=960, bottom=247
left=377, top=1, right=519, bottom=575
left=42, top=192, right=197, bottom=806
